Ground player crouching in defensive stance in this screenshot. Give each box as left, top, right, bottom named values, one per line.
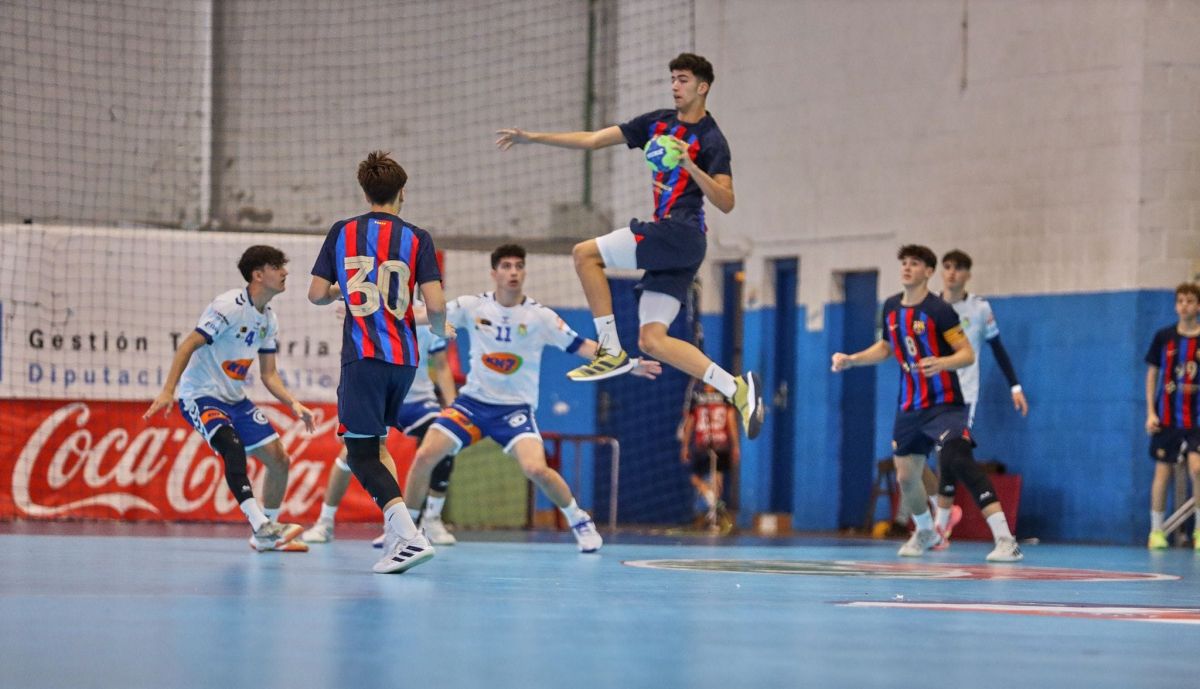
left=404, top=244, right=662, bottom=553
left=144, top=245, right=316, bottom=552
left=832, top=245, right=1022, bottom=562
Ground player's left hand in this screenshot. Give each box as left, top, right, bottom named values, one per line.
left=291, top=401, right=316, bottom=433
left=666, top=136, right=695, bottom=170
left=495, top=128, right=529, bottom=150
left=1011, top=389, right=1029, bottom=417
left=630, top=358, right=663, bottom=379
left=917, top=357, right=950, bottom=376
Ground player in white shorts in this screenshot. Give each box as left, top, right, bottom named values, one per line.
left=403, top=244, right=661, bottom=552
left=929, top=249, right=1028, bottom=549
left=144, top=245, right=316, bottom=552
left=301, top=311, right=458, bottom=546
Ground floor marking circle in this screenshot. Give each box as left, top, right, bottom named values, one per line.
left=621, top=559, right=1179, bottom=582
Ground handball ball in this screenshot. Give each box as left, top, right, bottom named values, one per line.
left=644, top=135, right=682, bottom=173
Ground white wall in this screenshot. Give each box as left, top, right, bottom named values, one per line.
left=695, top=0, right=1200, bottom=324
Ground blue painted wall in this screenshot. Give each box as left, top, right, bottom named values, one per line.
left=734, top=288, right=1178, bottom=545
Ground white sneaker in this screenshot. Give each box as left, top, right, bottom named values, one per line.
left=897, top=528, right=940, bottom=557
left=301, top=519, right=334, bottom=544
left=986, top=536, right=1024, bottom=562
left=423, top=516, right=457, bottom=545
left=373, top=531, right=435, bottom=574
left=249, top=521, right=306, bottom=552
left=371, top=532, right=386, bottom=548
left=570, top=514, right=603, bottom=553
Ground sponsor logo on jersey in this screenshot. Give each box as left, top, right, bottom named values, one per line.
left=222, top=359, right=254, bottom=380
left=481, top=352, right=523, bottom=374
left=200, top=409, right=230, bottom=425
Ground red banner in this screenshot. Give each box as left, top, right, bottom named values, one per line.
left=0, top=400, right=416, bottom=523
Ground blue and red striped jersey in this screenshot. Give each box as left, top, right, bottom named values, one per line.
left=1145, top=325, right=1200, bottom=429
left=881, top=293, right=967, bottom=412
left=311, top=212, right=441, bottom=367
left=619, top=109, right=731, bottom=229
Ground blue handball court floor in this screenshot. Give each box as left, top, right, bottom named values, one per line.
left=2, top=521, right=1198, bottom=689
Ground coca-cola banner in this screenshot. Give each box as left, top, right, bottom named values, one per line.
left=0, top=400, right=416, bottom=522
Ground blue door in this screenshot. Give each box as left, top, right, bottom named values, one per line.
left=838, top=271, right=878, bottom=528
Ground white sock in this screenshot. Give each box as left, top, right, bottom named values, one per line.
left=240, top=498, right=269, bottom=531
left=700, top=488, right=716, bottom=509
left=559, top=498, right=587, bottom=525
left=912, top=509, right=933, bottom=532
left=385, top=503, right=419, bottom=540
left=408, top=507, right=421, bottom=522
left=593, top=315, right=621, bottom=353
left=934, top=505, right=951, bottom=531
left=1194, top=507, right=1200, bottom=530
left=986, top=512, right=1013, bottom=541
left=424, top=495, right=447, bottom=520
left=703, top=363, right=738, bottom=398
left=1151, top=510, right=1165, bottom=532
left=263, top=507, right=280, bottom=523
left=320, top=503, right=338, bottom=522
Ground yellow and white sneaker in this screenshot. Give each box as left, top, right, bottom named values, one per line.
left=1192, top=530, right=1199, bottom=552
left=731, top=371, right=765, bottom=439
left=567, top=348, right=633, bottom=382
left=1148, top=529, right=1168, bottom=550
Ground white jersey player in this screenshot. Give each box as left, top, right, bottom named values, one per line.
left=403, top=244, right=662, bottom=553
left=924, top=249, right=1027, bottom=551
left=144, top=245, right=316, bottom=552
left=939, top=250, right=1027, bottom=423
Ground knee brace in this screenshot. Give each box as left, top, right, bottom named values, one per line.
left=344, top=437, right=402, bottom=509
left=211, top=426, right=255, bottom=504
left=939, top=437, right=997, bottom=510
left=430, top=455, right=455, bottom=493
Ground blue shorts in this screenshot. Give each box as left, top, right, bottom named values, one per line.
left=1149, top=428, right=1200, bottom=463
left=337, top=358, right=417, bottom=437
left=397, top=398, right=441, bottom=436
left=429, top=395, right=540, bottom=454
left=893, top=404, right=973, bottom=457
left=629, top=216, right=707, bottom=303
left=178, top=396, right=278, bottom=451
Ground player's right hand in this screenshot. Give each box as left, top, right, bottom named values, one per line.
left=495, top=128, right=528, bottom=150
left=831, top=352, right=852, bottom=372
left=143, top=390, right=175, bottom=420
left=1146, top=413, right=1161, bottom=435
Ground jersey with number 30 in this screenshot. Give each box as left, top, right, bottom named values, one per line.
left=311, top=211, right=441, bottom=367
left=448, top=292, right=585, bottom=409
left=177, top=288, right=279, bottom=403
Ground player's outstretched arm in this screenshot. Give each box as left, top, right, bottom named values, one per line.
left=429, top=350, right=458, bottom=406
left=143, top=330, right=208, bottom=419
left=496, top=125, right=625, bottom=151
left=831, top=340, right=891, bottom=372
left=259, top=352, right=315, bottom=432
